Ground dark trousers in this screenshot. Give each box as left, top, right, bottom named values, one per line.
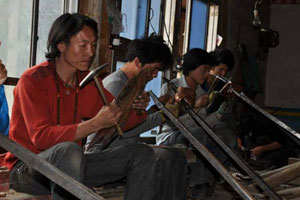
left=151, top=146, right=187, bottom=200
left=10, top=142, right=158, bottom=200
left=88, top=136, right=188, bottom=200
left=162, top=128, right=228, bottom=186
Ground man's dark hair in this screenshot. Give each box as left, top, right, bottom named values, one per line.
left=45, top=13, right=98, bottom=60
left=125, top=34, right=173, bottom=70
left=182, top=48, right=214, bottom=76
left=209, top=48, right=235, bottom=71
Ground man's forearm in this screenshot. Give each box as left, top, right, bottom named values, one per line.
left=260, top=141, right=282, bottom=152
left=75, top=118, right=102, bottom=142
left=122, top=112, right=162, bottom=138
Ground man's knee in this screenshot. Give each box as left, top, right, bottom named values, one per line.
left=153, top=146, right=187, bottom=164
left=170, top=147, right=187, bottom=162
left=54, top=141, right=82, bottom=155
left=131, top=144, right=155, bottom=162
left=42, top=142, right=85, bottom=167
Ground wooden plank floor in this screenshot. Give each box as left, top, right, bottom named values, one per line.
left=95, top=182, right=237, bottom=200
left=0, top=189, right=51, bottom=200
left=0, top=182, right=236, bottom=200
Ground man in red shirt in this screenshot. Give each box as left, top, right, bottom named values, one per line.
left=0, top=13, right=161, bottom=200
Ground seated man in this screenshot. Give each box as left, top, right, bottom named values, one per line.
left=205, top=48, right=235, bottom=113
left=0, top=13, right=169, bottom=200
left=204, top=48, right=237, bottom=149
left=236, top=109, right=290, bottom=170
left=156, top=48, right=229, bottom=199
left=87, top=34, right=187, bottom=200
left=157, top=48, right=221, bottom=147
left=93, top=34, right=173, bottom=148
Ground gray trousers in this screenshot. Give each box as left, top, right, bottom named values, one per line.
left=10, top=142, right=158, bottom=200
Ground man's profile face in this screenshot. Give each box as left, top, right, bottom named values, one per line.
left=141, top=62, right=162, bottom=80
left=210, top=64, right=228, bottom=77
left=189, top=65, right=210, bottom=85
left=60, top=25, right=97, bottom=71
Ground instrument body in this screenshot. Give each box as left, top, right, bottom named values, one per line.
left=86, top=67, right=155, bottom=150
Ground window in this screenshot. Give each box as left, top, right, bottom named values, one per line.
left=120, top=0, right=162, bottom=39
left=0, top=0, right=78, bottom=116
left=36, top=0, right=65, bottom=64
left=149, top=0, right=162, bottom=35
left=189, top=0, right=208, bottom=50
left=206, top=5, right=219, bottom=52
left=0, top=1, right=33, bottom=78
left=183, top=0, right=219, bottom=54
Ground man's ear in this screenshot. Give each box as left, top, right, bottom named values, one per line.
left=134, top=57, right=142, bottom=69
left=57, top=42, right=66, bottom=53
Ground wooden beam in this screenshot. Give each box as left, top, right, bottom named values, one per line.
left=4, top=77, right=18, bottom=86
left=249, top=161, right=300, bottom=191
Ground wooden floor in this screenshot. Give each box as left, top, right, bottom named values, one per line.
left=0, top=182, right=236, bottom=200
left=0, top=189, right=51, bottom=200
left=2, top=159, right=299, bottom=199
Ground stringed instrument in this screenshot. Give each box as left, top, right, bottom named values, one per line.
left=86, top=66, right=156, bottom=150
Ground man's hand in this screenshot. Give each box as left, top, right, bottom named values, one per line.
left=132, top=91, right=150, bottom=111
left=75, top=101, right=122, bottom=142
left=0, top=59, right=7, bottom=85
left=236, top=137, right=245, bottom=150
left=159, top=103, right=180, bottom=122
left=94, top=101, right=123, bottom=129
left=174, top=87, right=195, bottom=106
left=195, top=94, right=209, bottom=108
left=250, top=146, right=264, bottom=157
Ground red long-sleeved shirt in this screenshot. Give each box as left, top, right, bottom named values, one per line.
left=0, top=61, right=146, bottom=170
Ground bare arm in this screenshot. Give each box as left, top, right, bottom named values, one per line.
left=195, top=94, right=209, bottom=109
left=251, top=141, right=282, bottom=157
